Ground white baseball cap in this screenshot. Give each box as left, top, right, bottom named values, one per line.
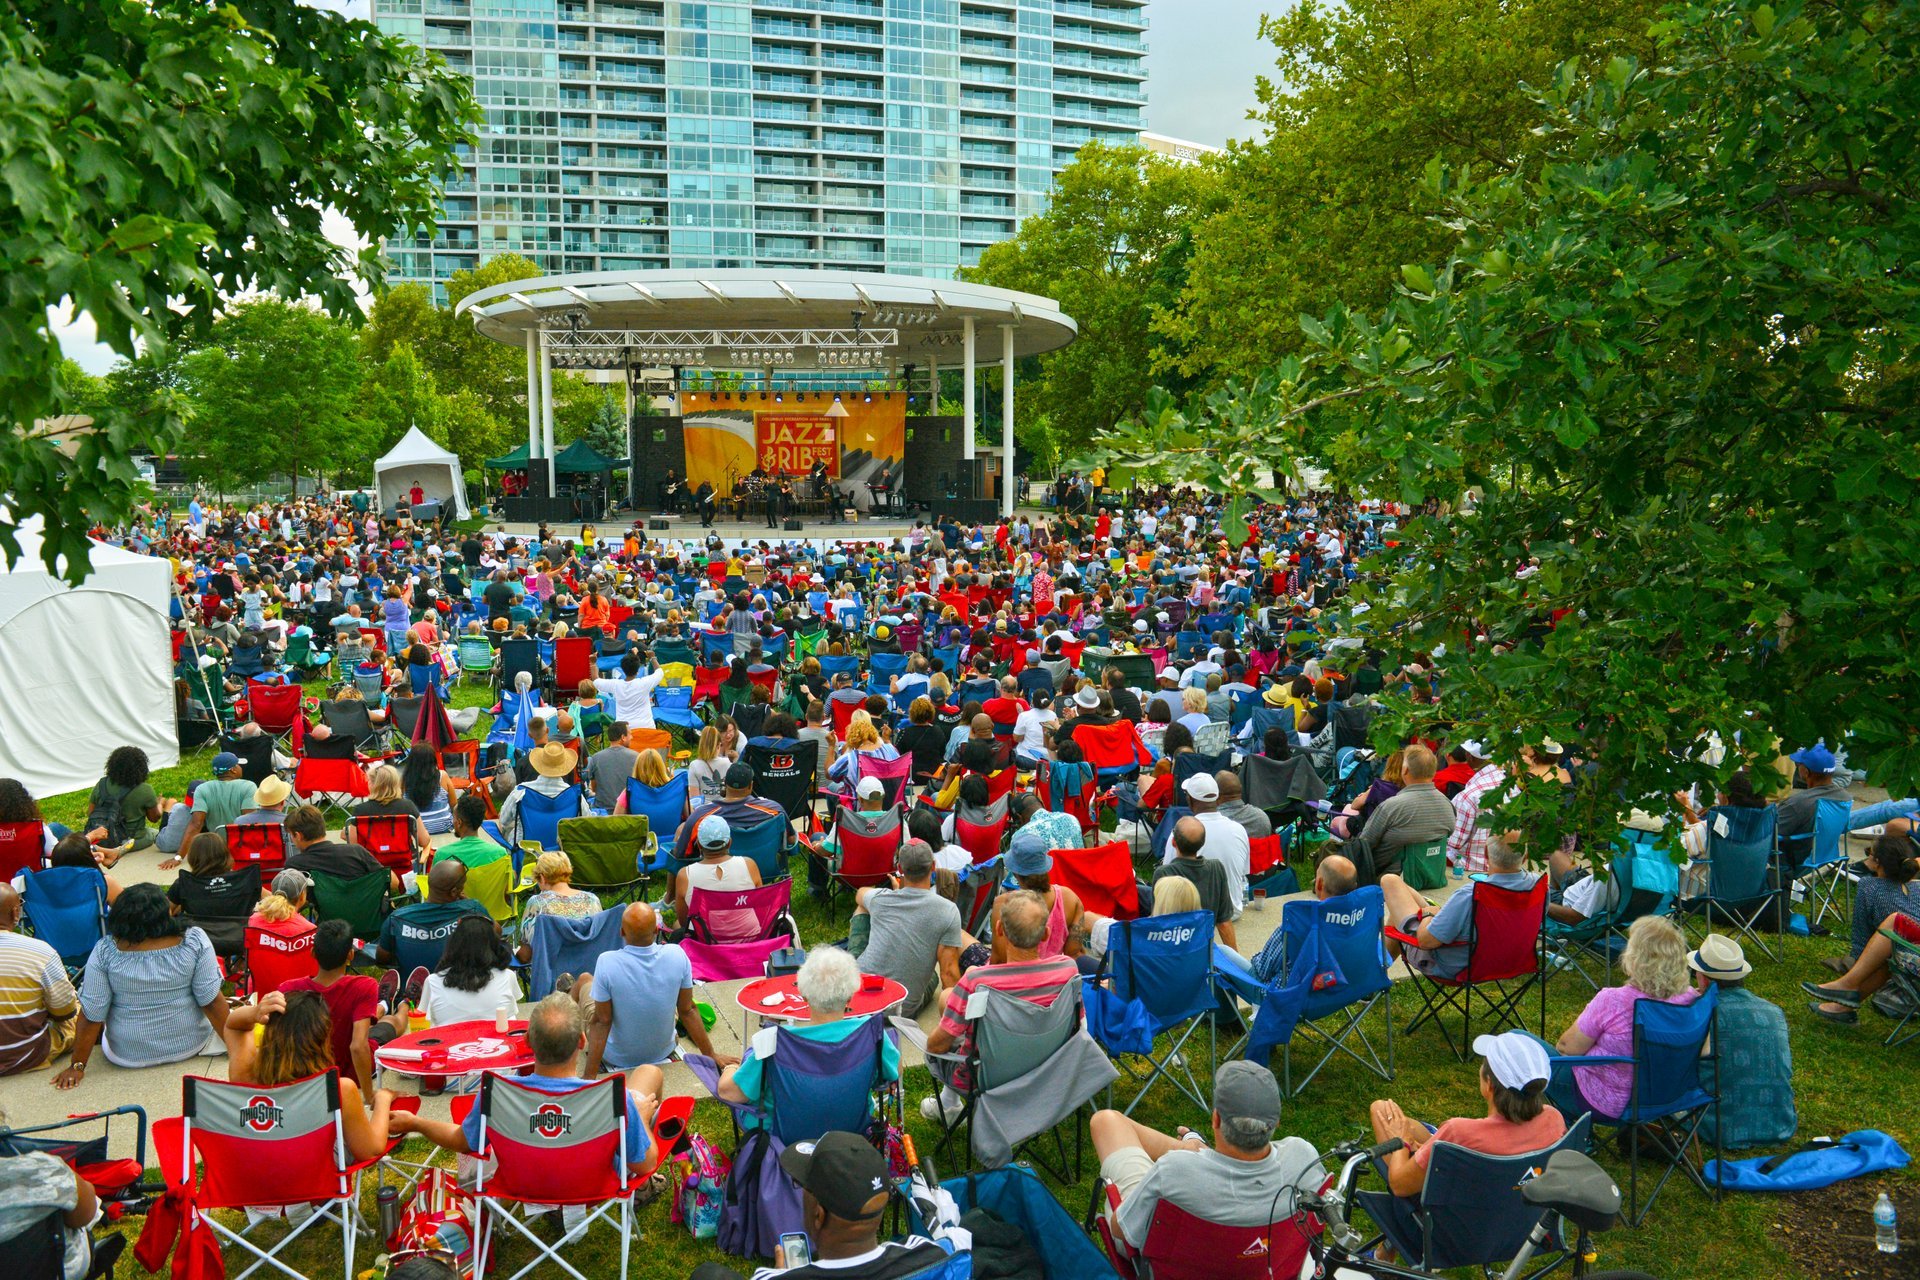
left=1472, top=1031, right=1551, bottom=1091
left=1181, top=773, right=1219, bottom=803
left=855, top=776, right=886, bottom=799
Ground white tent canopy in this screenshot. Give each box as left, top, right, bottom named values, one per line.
left=373, top=427, right=471, bottom=520
left=0, top=516, right=177, bottom=798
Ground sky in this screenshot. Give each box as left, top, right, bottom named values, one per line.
left=56, top=0, right=1276, bottom=373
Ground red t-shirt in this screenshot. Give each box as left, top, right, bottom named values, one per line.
left=282, top=973, right=381, bottom=1082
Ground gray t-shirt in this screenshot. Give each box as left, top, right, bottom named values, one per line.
left=586, top=744, right=638, bottom=811
left=1116, top=1137, right=1326, bottom=1250
left=0, top=1151, right=85, bottom=1279
left=858, top=887, right=964, bottom=1015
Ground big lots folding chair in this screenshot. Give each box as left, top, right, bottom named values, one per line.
left=469, top=1073, right=646, bottom=1280
left=954, top=796, right=1010, bottom=866
left=1544, top=834, right=1680, bottom=991
left=1548, top=984, right=1720, bottom=1224
left=246, top=922, right=318, bottom=995
left=1093, top=1178, right=1321, bottom=1280
left=892, top=975, right=1115, bottom=1176
left=557, top=815, right=653, bottom=903
left=350, top=813, right=416, bottom=877
left=226, top=823, right=289, bottom=875
left=1354, top=1114, right=1595, bottom=1273
left=1049, top=839, right=1141, bottom=921
left=852, top=750, right=916, bottom=808
left=1215, top=884, right=1395, bottom=1097
left=19, top=866, right=108, bottom=974
left=815, top=803, right=904, bottom=911
left=1096, top=911, right=1221, bottom=1118
left=1678, top=803, right=1781, bottom=961
left=1782, top=795, right=1854, bottom=932
left=686, top=879, right=799, bottom=947
left=156, top=1071, right=411, bottom=1280
left=1385, top=876, right=1548, bottom=1060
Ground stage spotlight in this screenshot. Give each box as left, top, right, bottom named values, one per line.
left=863, top=393, right=872, bottom=403
left=775, top=392, right=783, bottom=403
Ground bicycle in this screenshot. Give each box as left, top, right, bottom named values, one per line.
left=1290, top=1136, right=1660, bottom=1280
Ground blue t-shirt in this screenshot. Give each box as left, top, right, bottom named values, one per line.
left=592, top=943, right=693, bottom=1069
left=461, top=1074, right=652, bottom=1168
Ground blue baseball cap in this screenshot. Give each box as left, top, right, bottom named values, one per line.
left=1006, top=844, right=1053, bottom=878
left=210, top=752, right=241, bottom=773
left=696, top=814, right=732, bottom=849
left=1790, top=744, right=1837, bottom=773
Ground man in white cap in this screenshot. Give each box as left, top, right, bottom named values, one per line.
left=1368, top=1029, right=1566, bottom=1200
left=1690, top=934, right=1795, bottom=1148
left=1162, top=772, right=1251, bottom=913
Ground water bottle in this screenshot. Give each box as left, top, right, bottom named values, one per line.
left=377, top=1185, right=400, bottom=1246
left=1875, top=1191, right=1898, bottom=1253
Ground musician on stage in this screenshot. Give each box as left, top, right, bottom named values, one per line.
left=764, top=473, right=786, bottom=529
left=694, top=480, right=716, bottom=528
left=658, top=468, right=684, bottom=514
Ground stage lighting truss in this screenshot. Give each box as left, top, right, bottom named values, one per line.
left=544, top=327, right=897, bottom=371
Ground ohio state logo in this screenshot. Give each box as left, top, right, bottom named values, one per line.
left=528, top=1104, right=573, bottom=1138
left=242, top=1097, right=285, bottom=1133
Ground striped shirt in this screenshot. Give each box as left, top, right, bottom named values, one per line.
left=0, top=930, right=76, bottom=1075
left=78, top=928, right=223, bottom=1069
left=1446, top=764, right=1508, bottom=875
left=936, top=955, right=1079, bottom=1091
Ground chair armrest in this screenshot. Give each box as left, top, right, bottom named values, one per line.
left=1549, top=1053, right=1633, bottom=1068
left=1381, top=924, right=1422, bottom=948
left=887, top=1015, right=931, bottom=1054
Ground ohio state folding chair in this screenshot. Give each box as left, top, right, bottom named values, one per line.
left=1385, top=876, right=1548, bottom=1060
left=954, top=796, right=1010, bottom=866
left=815, top=803, right=904, bottom=912
left=470, top=1074, right=644, bottom=1280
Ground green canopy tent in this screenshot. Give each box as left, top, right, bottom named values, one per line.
left=553, top=439, right=619, bottom=474
left=485, top=443, right=531, bottom=470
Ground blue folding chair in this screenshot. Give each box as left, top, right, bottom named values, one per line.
left=1543, top=836, right=1681, bottom=990
left=516, top=783, right=583, bottom=852
left=728, top=815, right=791, bottom=883
left=930, top=645, right=962, bottom=677
left=1782, top=795, right=1854, bottom=931
left=1096, top=911, right=1221, bottom=1117
left=699, top=630, right=733, bottom=664
left=20, top=866, right=109, bottom=973
left=1355, top=1114, right=1594, bottom=1273
left=1549, top=985, right=1720, bottom=1224
left=866, top=652, right=909, bottom=695
left=1245, top=703, right=1294, bottom=746
left=688, top=1014, right=894, bottom=1146
left=1678, top=804, right=1781, bottom=961
left=818, top=653, right=861, bottom=683
left=1172, top=632, right=1206, bottom=662
left=1219, top=884, right=1394, bottom=1097
left=625, top=772, right=691, bottom=870
left=650, top=684, right=701, bottom=731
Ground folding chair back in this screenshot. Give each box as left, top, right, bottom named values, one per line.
left=227, top=822, right=289, bottom=874
left=246, top=680, right=305, bottom=745
left=852, top=751, right=915, bottom=808
left=728, top=816, right=791, bottom=883
left=181, top=1072, right=347, bottom=1209
left=1050, top=840, right=1140, bottom=919
left=758, top=1015, right=891, bottom=1147
left=219, top=732, right=279, bottom=784
left=518, top=783, right=584, bottom=852
left=0, top=820, right=44, bottom=882
left=308, top=870, right=391, bottom=940
left=682, top=933, right=795, bottom=983
left=246, top=922, right=319, bottom=994
left=955, top=796, right=1010, bottom=866
left=1689, top=804, right=1781, bottom=960
left=466, top=855, right=516, bottom=924
left=652, top=683, right=701, bottom=730
left=1077, top=719, right=1151, bottom=781
left=688, top=878, right=795, bottom=946
left=973, top=977, right=1083, bottom=1093
left=552, top=636, right=595, bottom=694
left=476, top=1073, right=628, bottom=1206
left=497, top=638, right=539, bottom=692
left=960, top=857, right=1003, bottom=936
left=625, top=773, right=690, bottom=862
left=979, top=764, right=1016, bottom=803
left=292, top=756, right=370, bottom=818
left=1398, top=838, right=1448, bottom=891
left=1103, top=913, right=1218, bottom=1115
left=1463, top=878, right=1548, bottom=985
left=319, top=699, right=378, bottom=748
left=458, top=634, right=494, bottom=677
left=19, top=867, right=108, bottom=967
left=692, top=665, right=730, bottom=705
left=832, top=805, right=905, bottom=893
left=557, top=816, right=652, bottom=901
left=1037, top=760, right=1096, bottom=832
left=1129, top=1199, right=1316, bottom=1280
left=1625, top=985, right=1718, bottom=1124
left=745, top=740, right=819, bottom=825
left=350, top=813, right=416, bottom=875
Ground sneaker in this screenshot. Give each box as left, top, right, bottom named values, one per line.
left=376, top=968, right=402, bottom=1016
left=404, top=966, right=430, bottom=1009
left=920, top=1092, right=963, bottom=1125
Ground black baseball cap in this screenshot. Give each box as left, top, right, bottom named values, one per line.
left=777, top=1131, right=890, bottom=1220
left=724, top=761, right=755, bottom=789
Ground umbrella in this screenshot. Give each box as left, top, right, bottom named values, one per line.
left=411, top=679, right=456, bottom=749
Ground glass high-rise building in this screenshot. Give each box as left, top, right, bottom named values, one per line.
left=371, top=0, right=1147, bottom=301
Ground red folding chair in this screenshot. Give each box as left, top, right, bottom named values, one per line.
left=1050, top=840, right=1141, bottom=921
left=954, top=797, right=1010, bottom=866
left=1385, top=876, right=1549, bottom=1060
left=439, top=740, right=497, bottom=818
left=829, top=695, right=863, bottom=742
left=349, top=814, right=417, bottom=877
left=154, top=1072, right=413, bottom=1280
left=292, top=755, right=370, bottom=825
left=691, top=665, right=730, bottom=706
left=552, top=635, right=595, bottom=696
left=1248, top=833, right=1288, bottom=883
left=747, top=666, right=779, bottom=697
left=817, top=804, right=904, bottom=910
left=471, top=1073, right=647, bottom=1280
left=226, top=823, right=289, bottom=875
left=246, top=921, right=318, bottom=995
left=0, top=820, right=46, bottom=882
left=1059, top=638, right=1088, bottom=669
left=851, top=751, right=915, bottom=808
left=245, top=679, right=307, bottom=752
left=1077, top=719, right=1153, bottom=783
left=1094, top=1180, right=1319, bottom=1280
left=1038, top=762, right=1097, bottom=834
left=978, top=765, right=1017, bottom=804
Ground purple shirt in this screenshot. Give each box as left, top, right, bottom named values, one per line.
left=1571, top=983, right=1700, bottom=1117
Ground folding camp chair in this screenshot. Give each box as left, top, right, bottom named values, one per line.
left=0, top=819, right=45, bottom=882
left=349, top=814, right=417, bottom=877
left=691, top=664, right=730, bottom=706
left=246, top=922, right=318, bottom=995
left=1543, top=836, right=1681, bottom=990
left=218, top=732, right=279, bottom=785
left=551, top=635, right=595, bottom=700
left=1216, top=885, right=1395, bottom=1097
left=893, top=975, right=1113, bottom=1176
left=686, top=879, right=799, bottom=947
left=1246, top=832, right=1298, bottom=899
left=1078, top=719, right=1153, bottom=786
left=828, top=693, right=865, bottom=741
left=226, top=823, right=289, bottom=875
left=1782, top=795, right=1854, bottom=932
left=158, top=1072, right=407, bottom=1280
left=744, top=739, right=819, bottom=827
left=308, top=870, right=391, bottom=941
left=1093, top=1180, right=1321, bottom=1280
left=1678, top=804, right=1782, bottom=962
left=19, top=866, right=108, bottom=973
left=867, top=651, right=910, bottom=695
left=624, top=774, right=690, bottom=872
left=1876, top=920, right=1920, bottom=1048
left=317, top=699, right=381, bottom=752
left=851, top=750, right=915, bottom=808
left=469, top=1073, right=645, bottom=1280
left=651, top=684, right=702, bottom=731
left=958, top=856, right=1004, bottom=936
left=727, top=815, right=791, bottom=883
left=245, top=680, right=306, bottom=753
left=439, top=740, right=496, bottom=818
left=1050, top=839, right=1141, bottom=920
left=557, top=815, right=653, bottom=902
left=456, top=634, right=494, bottom=685
left=1395, top=837, right=1449, bottom=891
left=954, top=796, right=1010, bottom=866
left=1549, top=984, right=1720, bottom=1224
left=1096, top=912, right=1222, bottom=1118
left=292, top=755, right=370, bottom=825
left=1354, top=1115, right=1595, bottom=1273
left=1386, top=876, right=1548, bottom=1059
left=687, top=1014, right=896, bottom=1151
left=817, top=804, right=905, bottom=911
left=516, top=783, right=584, bottom=852
left=496, top=637, right=538, bottom=694
left=1037, top=760, right=1096, bottom=834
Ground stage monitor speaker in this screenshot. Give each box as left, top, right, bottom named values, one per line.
left=783, top=519, right=803, bottom=532
left=649, top=518, right=670, bottom=531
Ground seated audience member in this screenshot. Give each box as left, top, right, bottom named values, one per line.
left=55, top=884, right=228, bottom=1087
left=1166, top=773, right=1251, bottom=914
left=285, top=803, right=401, bottom=891
left=232, top=774, right=294, bottom=826
left=852, top=840, right=965, bottom=1015
left=1249, top=854, right=1360, bottom=983
left=1213, top=770, right=1272, bottom=842
left=497, top=741, right=591, bottom=846
left=1836, top=832, right=1919, bottom=971
left=582, top=903, right=734, bottom=1077
left=667, top=762, right=790, bottom=864
left=282, top=919, right=390, bottom=1095
left=162, top=751, right=256, bottom=870
left=165, top=832, right=257, bottom=951
left=374, top=860, right=494, bottom=976
left=417, top=914, right=523, bottom=1027
left=922, top=889, right=1079, bottom=1123
left=1687, top=934, right=1795, bottom=1148
left=0, top=883, right=77, bottom=1076
left=514, top=851, right=605, bottom=963
left=45, top=834, right=123, bottom=904
left=1152, top=816, right=1237, bottom=949
left=82, top=745, right=167, bottom=855
left=248, top=868, right=318, bottom=950
left=0, top=1100, right=123, bottom=1280
left=1346, top=744, right=1456, bottom=883
left=431, top=794, right=509, bottom=872
left=391, top=992, right=662, bottom=1176
left=220, top=989, right=398, bottom=1161
left=717, top=947, right=901, bottom=1125
left=687, top=1130, right=965, bottom=1280
left=1368, top=1031, right=1567, bottom=1203
left=352, top=764, right=432, bottom=863
left=1544, top=916, right=1698, bottom=1118
left=1092, top=1061, right=1325, bottom=1253
left=1379, top=834, right=1539, bottom=977
left=1007, top=790, right=1082, bottom=859
left=672, top=814, right=764, bottom=925
left=1330, top=749, right=1403, bottom=840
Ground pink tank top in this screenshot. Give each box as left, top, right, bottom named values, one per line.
left=1040, top=890, right=1067, bottom=959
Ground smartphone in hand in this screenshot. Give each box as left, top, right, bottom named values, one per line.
left=779, top=1231, right=813, bottom=1269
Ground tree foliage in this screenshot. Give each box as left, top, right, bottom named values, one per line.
left=0, top=0, right=475, bottom=578
left=963, top=143, right=1223, bottom=465
left=1101, top=0, right=1920, bottom=826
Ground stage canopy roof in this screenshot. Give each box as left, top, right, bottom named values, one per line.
left=553, top=440, right=618, bottom=473
left=452, top=268, right=1077, bottom=373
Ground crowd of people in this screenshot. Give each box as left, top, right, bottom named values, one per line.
left=0, top=478, right=1910, bottom=1280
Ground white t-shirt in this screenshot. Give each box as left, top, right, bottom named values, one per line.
left=596, top=668, right=666, bottom=729
left=420, top=968, right=523, bottom=1027
left=1012, top=706, right=1058, bottom=758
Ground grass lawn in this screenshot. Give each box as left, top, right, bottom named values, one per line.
left=39, top=685, right=1918, bottom=1279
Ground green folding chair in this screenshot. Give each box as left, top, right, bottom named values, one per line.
left=557, top=815, right=654, bottom=904
left=1399, top=838, right=1450, bottom=891
left=308, top=869, right=392, bottom=940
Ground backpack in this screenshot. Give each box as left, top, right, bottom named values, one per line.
left=85, top=779, right=132, bottom=846
left=671, top=1130, right=730, bottom=1240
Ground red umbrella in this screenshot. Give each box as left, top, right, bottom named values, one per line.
left=412, top=679, right=456, bottom=749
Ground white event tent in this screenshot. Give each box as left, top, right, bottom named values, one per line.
left=0, top=515, right=177, bottom=797
left=373, top=427, right=471, bottom=520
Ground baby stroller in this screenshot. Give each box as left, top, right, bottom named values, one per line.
left=2, top=1104, right=157, bottom=1273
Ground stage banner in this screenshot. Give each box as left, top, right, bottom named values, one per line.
left=678, top=391, right=906, bottom=496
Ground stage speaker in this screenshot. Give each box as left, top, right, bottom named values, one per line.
left=649, top=518, right=669, bottom=531
left=783, top=519, right=803, bottom=532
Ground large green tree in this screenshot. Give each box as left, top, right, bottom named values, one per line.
left=1, top=0, right=474, bottom=578
left=1102, top=0, right=1920, bottom=830
left=179, top=297, right=366, bottom=492
left=1168, top=0, right=1661, bottom=382
left=964, top=143, right=1222, bottom=464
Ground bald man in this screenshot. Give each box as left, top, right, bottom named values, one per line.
left=1247, top=854, right=1361, bottom=984
left=373, top=859, right=494, bottom=975
left=0, top=883, right=78, bottom=1075
left=583, top=903, right=734, bottom=1077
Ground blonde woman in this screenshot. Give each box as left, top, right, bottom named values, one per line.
left=352, top=763, right=433, bottom=861
left=613, top=748, right=680, bottom=815
left=1546, top=916, right=1697, bottom=1120
left=513, top=851, right=604, bottom=962
left=827, top=711, right=897, bottom=791
left=687, top=723, right=733, bottom=810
